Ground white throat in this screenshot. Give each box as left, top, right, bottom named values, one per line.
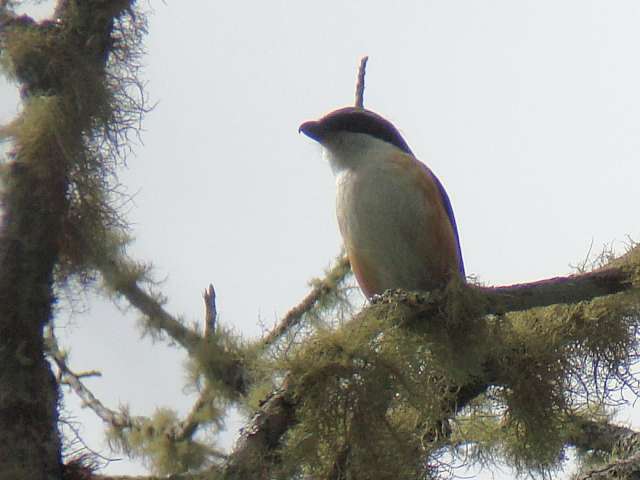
left=321, top=131, right=405, bottom=176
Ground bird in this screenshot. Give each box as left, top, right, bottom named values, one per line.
left=299, top=107, right=465, bottom=298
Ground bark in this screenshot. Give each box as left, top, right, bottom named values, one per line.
left=479, top=264, right=632, bottom=313
left=575, top=453, right=640, bottom=480
left=569, top=418, right=640, bottom=480
left=568, top=418, right=640, bottom=456
left=0, top=156, right=66, bottom=478
left=220, top=384, right=297, bottom=480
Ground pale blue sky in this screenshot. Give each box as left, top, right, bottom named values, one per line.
left=2, top=0, right=640, bottom=476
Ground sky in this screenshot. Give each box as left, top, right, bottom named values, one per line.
left=2, top=0, right=640, bottom=476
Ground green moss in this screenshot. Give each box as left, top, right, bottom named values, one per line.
left=469, top=290, right=640, bottom=471
left=0, top=4, right=147, bottom=283
left=106, top=407, right=214, bottom=476
left=454, top=402, right=566, bottom=475
left=278, top=289, right=482, bottom=478
left=1, top=96, right=67, bottom=164
left=1, top=21, right=54, bottom=85
left=185, top=325, right=250, bottom=398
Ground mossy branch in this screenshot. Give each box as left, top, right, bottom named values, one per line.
left=90, top=243, right=640, bottom=478
left=259, top=253, right=351, bottom=349
left=220, top=383, right=297, bottom=480
left=50, top=269, right=232, bottom=474
left=213, top=245, right=640, bottom=479
left=576, top=452, right=640, bottom=480
left=97, top=255, right=202, bottom=351
left=46, top=329, right=134, bottom=429
left=568, top=417, right=640, bottom=457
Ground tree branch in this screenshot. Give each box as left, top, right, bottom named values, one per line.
left=568, top=417, right=640, bottom=456
left=46, top=330, right=134, bottom=429
left=260, top=254, right=351, bottom=348
left=576, top=452, right=640, bottom=480
left=214, top=245, right=640, bottom=479
left=98, top=257, right=202, bottom=352
left=569, top=417, right=640, bottom=480
left=220, top=382, right=297, bottom=480
left=479, top=264, right=632, bottom=313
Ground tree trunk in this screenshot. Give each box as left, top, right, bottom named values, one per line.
left=0, top=159, right=66, bottom=477
left=0, top=0, right=137, bottom=476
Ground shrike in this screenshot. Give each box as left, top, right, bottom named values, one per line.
left=300, top=107, right=465, bottom=298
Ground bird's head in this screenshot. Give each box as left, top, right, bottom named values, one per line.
left=299, top=107, right=413, bottom=160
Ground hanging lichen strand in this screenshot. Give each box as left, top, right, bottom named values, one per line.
left=1, top=1, right=148, bottom=280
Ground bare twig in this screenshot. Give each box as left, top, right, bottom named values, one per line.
left=60, top=417, right=121, bottom=467
left=355, top=56, right=369, bottom=108
left=204, top=283, right=217, bottom=337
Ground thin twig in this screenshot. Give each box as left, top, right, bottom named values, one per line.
left=45, top=330, right=132, bottom=429
left=204, top=283, right=217, bottom=337
left=60, top=417, right=121, bottom=466
left=260, top=254, right=350, bottom=348
left=172, top=288, right=221, bottom=441
left=355, top=56, right=369, bottom=108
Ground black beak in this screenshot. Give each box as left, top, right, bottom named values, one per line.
left=298, top=120, right=324, bottom=142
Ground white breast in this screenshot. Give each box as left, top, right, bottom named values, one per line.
left=324, top=132, right=440, bottom=292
